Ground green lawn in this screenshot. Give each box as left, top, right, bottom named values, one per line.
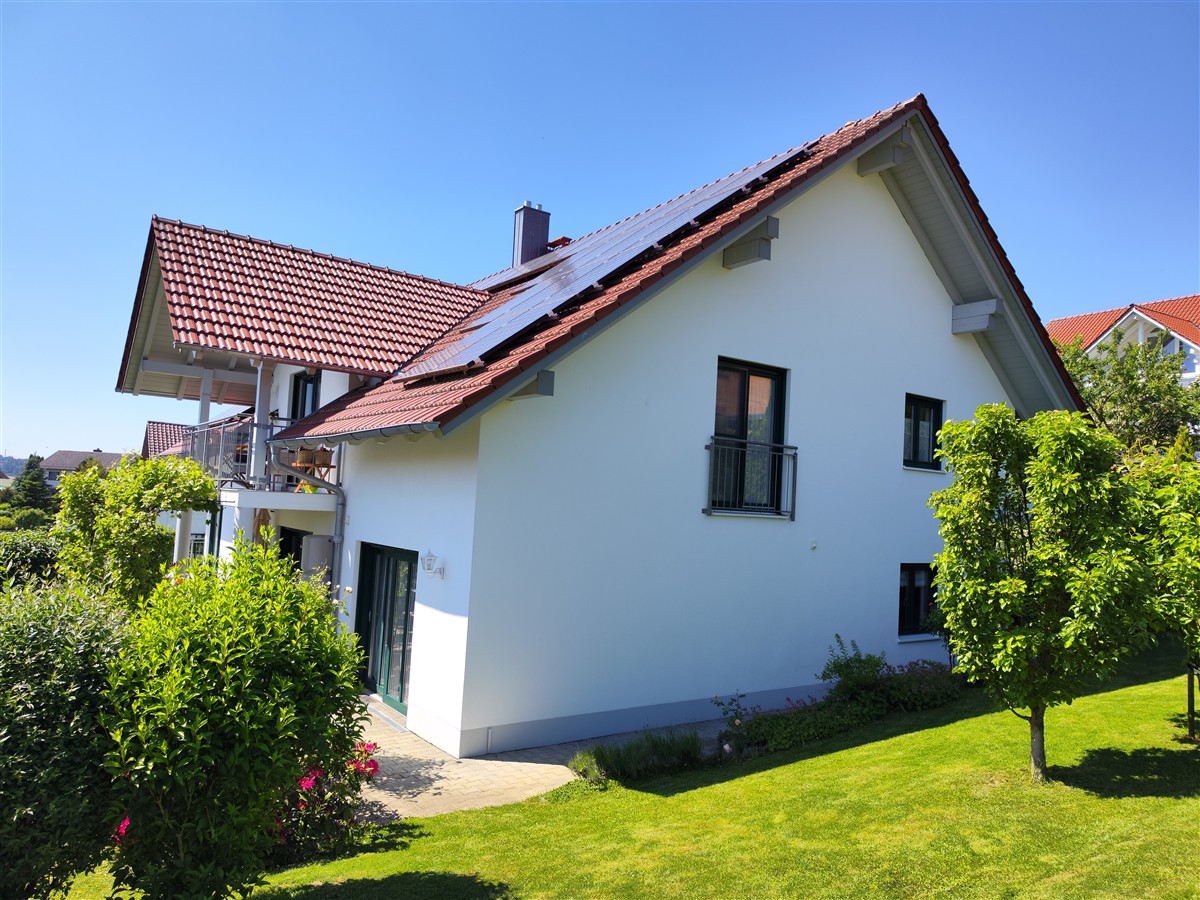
left=71, top=647, right=1200, bottom=899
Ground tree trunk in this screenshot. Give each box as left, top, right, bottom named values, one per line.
left=1029, top=705, right=1048, bottom=781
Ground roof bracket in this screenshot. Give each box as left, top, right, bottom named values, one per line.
left=722, top=216, right=780, bottom=270
left=508, top=369, right=555, bottom=401
left=952, top=298, right=1000, bottom=334
left=856, top=125, right=913, bottom=177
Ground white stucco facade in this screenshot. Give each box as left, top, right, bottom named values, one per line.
left=335, top=166, right=1017, bottom=757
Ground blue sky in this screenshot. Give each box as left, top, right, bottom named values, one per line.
left=1, top=1, right=1197, bottom=459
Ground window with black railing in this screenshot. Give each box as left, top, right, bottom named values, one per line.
left=704, top=358, right=797, bottom=519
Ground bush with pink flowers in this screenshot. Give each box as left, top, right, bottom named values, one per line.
left=268, top=740, right=381, bottom=864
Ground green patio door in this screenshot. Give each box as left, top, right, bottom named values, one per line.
left=357, top=544, right=417, bottom=714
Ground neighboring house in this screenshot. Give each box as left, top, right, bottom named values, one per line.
left=40, top=450, right=125, bottom=490
left=1046, top=294, right=1200, bottom=383
left=116, top=94, right=1079, bottom=758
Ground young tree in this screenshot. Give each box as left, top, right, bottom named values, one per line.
left=8, top=454, right=53, bottom=513
left=929, top=404, right=1154, bottom=780
left=53, top=455, right=217, bottom=606
left=1059, top=332, right=1200, bottom=451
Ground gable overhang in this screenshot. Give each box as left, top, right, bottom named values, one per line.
left=1092, top=306, right=1200, bottom=354
left=856, top=111, right=1081, bottom=416
left=116, top=229, right=380, bottom=409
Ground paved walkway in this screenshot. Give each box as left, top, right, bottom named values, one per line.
left=358, top=697, right=726, bottom=820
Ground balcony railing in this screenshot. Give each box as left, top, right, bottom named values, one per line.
left=704, top=436, right=797, bottom=520
left=182, top=415, right=339, bottom=493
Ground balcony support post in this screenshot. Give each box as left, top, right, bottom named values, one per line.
left=173, top=370, right=214, bottom=563
left=250, top=361, right=275, bottom=490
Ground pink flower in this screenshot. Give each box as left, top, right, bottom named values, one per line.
left=298, top=775, right=316, bottom=790
left=114, top=814, right=130, bottom=846
left=364, top=759, right=379, bottom=777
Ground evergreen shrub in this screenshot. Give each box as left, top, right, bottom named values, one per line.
left=0, top=585, right=125, bottom=900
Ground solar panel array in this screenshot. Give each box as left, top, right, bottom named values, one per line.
left=400, top=143, right=812, bottom=379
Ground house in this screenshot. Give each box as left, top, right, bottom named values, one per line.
left=40, top=450, right=125, bottom=490
left=1046, top=295, right=1200, bottom=382
left=116, top=95, right=1079, bottom=758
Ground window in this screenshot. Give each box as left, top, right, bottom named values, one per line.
left=705, top=358, right=796, bottom=518
left=899, top=563, right=936, bottom=635
left=903, top=394, right=943, bottom=469
left=291, top=370, right=321, bottom=421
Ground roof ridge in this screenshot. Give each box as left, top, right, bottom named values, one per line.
left=1138, top=293, right=1200, bottom=309
left=151, top=216, right=485, bottom=296
left=1047, top=305, right=1132, bottom=323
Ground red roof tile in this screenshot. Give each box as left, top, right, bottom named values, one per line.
left=139, top=219, right=488, bottom=377
left=1046, top=295, right=1200, bottom=350
left=142, top=421, right=189, bottom=458
left=276, top=95, right=1081, bottom=445
left=1044, top=307, right=1128, bottom=347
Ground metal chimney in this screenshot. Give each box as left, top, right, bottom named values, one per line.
left=513, top=201, right=551, bottom=267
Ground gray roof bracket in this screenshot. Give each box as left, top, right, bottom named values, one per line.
left=952, top=298, right=1000, bottom=334
left=722, top=216, right=780, bottom=270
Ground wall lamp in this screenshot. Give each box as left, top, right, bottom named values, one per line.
left=420, top=549, right=444, bottom=579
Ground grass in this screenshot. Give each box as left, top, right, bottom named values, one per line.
left=69, top=644, right=1200, bottom=899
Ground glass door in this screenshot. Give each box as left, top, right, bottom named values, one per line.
left=356, top=544, right=417, bottom=713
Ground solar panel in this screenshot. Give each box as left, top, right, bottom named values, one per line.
left=400, top=142, right=812, bottom=379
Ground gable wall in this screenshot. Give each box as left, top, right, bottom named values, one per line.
left=456, top=165, right=1013, bottom=754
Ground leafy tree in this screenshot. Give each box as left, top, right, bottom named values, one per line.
left=0, top=584, right=126, bottom=899
left=929, top=404, right=1154, bottom=780
left=8, top=455, right=53, bottom=514
left=1127, top=437, right=1200, bottom=665
left=54, top=455, right=217, bottom=606
left=105, top=536, right=365, bottom=898
left=1059, top=331, right=1200, bottom=451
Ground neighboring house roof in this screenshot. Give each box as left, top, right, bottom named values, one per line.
left=1046, top=294, right=1200, bottom=350
left=116, top=219, right=490, bottom=400
left=274, top=94, right=1080, bottom=447
left=40, top=450, right=125, bottom=473
left=142, top=421, right=189, bottom=458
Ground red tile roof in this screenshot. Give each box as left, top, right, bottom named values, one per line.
left=129, top=219, right=489, bottom=378
left=275, top=94, right=1081, bottom=445
left=1044, top=307, right=1128, bottom=348
left=142, top=421, right=188, bottom=458
left=1046, top=295, right=1200, bottom=350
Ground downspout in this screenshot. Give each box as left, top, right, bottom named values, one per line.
left=269, top=444, right=346, bottom=594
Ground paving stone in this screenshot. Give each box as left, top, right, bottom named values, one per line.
left=358, top=698, right=727, bottom=820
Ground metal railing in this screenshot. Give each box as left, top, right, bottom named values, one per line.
left=181, top=415, right=339, bottom=492
left=704, top=436, right=798, bottom=520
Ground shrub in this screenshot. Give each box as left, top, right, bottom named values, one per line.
left=0, top=584, right=125, bottom=900
left=745, top=694, right=888, bottom=753
left=267, top=740, right=380, bottom=865
left=570, top=729, right=702, bottom=782
left=880, top=660, right=962, bottom=711
left=104, top=536, right=366, bottom=899
left=12, top=508, right=50, bottom=530
left=819, top=634, right=888, bottom=706
left=712, top=691, right=752, bottom=756
left=0, top=528, right=59, bottom=586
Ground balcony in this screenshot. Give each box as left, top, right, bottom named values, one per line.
left=703, top=436, right=797, bottom=520
left=182, top=414, right=340, bottom=493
